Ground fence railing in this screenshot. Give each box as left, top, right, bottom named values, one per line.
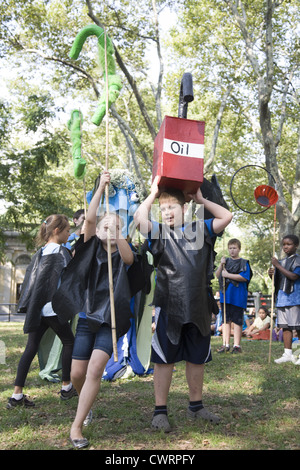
left=0, top=304, right=24, bottom=322
left=247, top=293, right=272, bottom=316
left=0, top=294, right=273, bottom=322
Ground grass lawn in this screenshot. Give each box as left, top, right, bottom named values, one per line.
left=0, top=322, right=299, bottom=451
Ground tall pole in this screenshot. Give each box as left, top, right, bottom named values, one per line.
left=222, top=233, right=227, bottom=349
left=104, top=29, right=118, bottom=361
left=268, top=204, right=277, bottom=363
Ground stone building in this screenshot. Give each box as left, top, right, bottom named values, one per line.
left=0, top=230, right=32, bottom=316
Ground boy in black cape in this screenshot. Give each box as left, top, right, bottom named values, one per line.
left=134, top=176, right=232, bottom=432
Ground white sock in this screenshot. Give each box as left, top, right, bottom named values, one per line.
left=12, top=393, right=23, bottom=400
left=284, top=349, right=292, bottom=356
left=61, top=383, right=72, bottom=392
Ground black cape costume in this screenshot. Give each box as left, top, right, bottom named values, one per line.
left=52, top=235, right=135, bottom=339
left=274, top=253, right=300, bottom=295
left=17, top=246, right=72, bottom=334
left=149, top=221, right=218, bottom=344
left=218, top=257, right=252, bottom=292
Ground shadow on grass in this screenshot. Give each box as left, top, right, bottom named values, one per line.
left=0, top=325, right=299, bottom=450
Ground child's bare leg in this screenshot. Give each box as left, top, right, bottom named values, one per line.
left=233, top=323, right=242, bottom=347
left=153, top=363, right=174, bottom=406
left=185, top=362, right=204, bottom=401
left=223, top=322, right=231, bottom=345
left=282, top=329, right=293, bottom=349
left=70, top=349, right=109, bottom=440
left=71, top=359, right=89, bottom=395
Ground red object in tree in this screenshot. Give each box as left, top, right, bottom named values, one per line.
left=152, top=116, right=205, bottom=197
left=254, top=185, right=278, bottom=207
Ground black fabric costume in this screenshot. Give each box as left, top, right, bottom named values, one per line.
left=149, top=221, right=218, bottom=344
left=17, top=246, right=72, bottom=334
left=274, top=253, right=300, bottom=295
left=52, top=235, right=134, bottom=339
left=218, top=257, right=252, bottom=291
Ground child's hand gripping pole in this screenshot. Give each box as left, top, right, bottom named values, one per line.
left=105, top=183, right=118, bottom=362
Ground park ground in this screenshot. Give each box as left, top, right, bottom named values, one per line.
left=0, top=322, right=299, bottom=451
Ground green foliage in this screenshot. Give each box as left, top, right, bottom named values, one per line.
left=0, top=0, right=299, bottom=279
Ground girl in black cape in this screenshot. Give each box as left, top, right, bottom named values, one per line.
left=53, top=171, right=134, bottom=449
left=7, top=215, right=75, bottom=409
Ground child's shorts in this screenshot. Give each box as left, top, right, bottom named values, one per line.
left=277, top=305, right=300, bottom=330
left=151, top=310, right=212, bottom=365
left=221, top=303, right=244, bottom=325
left=72, top=317, right=113, bottom=360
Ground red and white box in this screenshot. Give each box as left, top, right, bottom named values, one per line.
left=152, top=115, right=205, bottom=196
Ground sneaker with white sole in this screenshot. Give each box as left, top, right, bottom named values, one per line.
left=60, top=385, right=78, bottom=400
left=7, top=394, right=35, bottom=409
left=274, top=352, right=295, bottom=364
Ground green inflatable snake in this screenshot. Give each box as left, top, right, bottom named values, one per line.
left=67, top=109, right=86, bottom=180
left=69, top=24, right=122, bottom=126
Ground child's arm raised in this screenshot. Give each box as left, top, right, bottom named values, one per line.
left=187, top=187, right=233, bottom=234
left=102, top=214, right=134, bottom=266
left=134, top=176, right=161, bottom=236
left=84, top=171, right=110, bottom=243
left=116, top=237, right=134, bottom=266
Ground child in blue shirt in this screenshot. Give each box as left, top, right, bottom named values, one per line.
left=216, top=238, right=252, bottom=353
left=269, top=234, right=300, bottom=364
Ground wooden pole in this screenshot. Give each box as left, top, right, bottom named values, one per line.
left=83, top=178, right=87, bottom=217
left=222, top=266, right=227, bottom=335
left=104, top=29, right=118, bottom=361
left=268, top=204, right=277, bottom=363
left=222, top=233, right=227, bottom=349
left=80, top=111, right=87, bottom=219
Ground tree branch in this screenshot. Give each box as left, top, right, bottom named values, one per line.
left=86, top=0, right=157, bottom=140
left=110, top=105, right=152, bottom=169
left=151, top=0, right=163, bottom=128
left=25, top=48, right=100, bottom=98
left=204, top=84, right=233, bottom=173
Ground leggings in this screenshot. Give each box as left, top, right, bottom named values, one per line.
left=15, top=316, right=74, bottom=387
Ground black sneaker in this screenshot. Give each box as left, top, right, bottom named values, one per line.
left=231, top=346, right=242, bottom=354
left=60, top=385, right=78, bottom=401
left=217, top=345, right=230, bottom=353
left=7, top=395, right=35, bottom=409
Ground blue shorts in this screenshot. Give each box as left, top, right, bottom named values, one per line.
left=72, top=318, right=113, bottom=360
left=151, top=310, right=212, bottom=365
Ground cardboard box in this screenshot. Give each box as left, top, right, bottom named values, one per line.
left=152, top=116, right=205, bottom=195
